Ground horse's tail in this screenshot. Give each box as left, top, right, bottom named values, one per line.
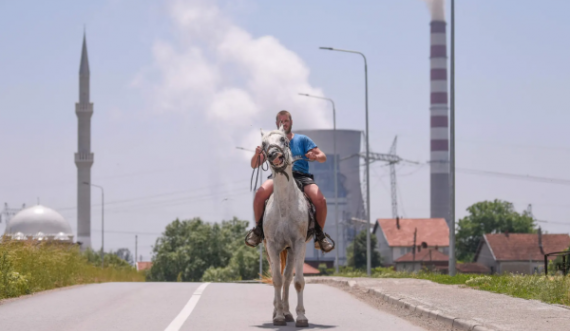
left=260, top=249, right=288, bottom=285
left=280, top=249, right=287, bottom=275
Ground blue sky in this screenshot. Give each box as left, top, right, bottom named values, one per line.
left=1, top=0, right=569, bottom=259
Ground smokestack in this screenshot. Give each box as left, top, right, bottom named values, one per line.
left=426, top=0, right=451, bottom=226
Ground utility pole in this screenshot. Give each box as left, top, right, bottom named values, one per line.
left=413, top=227, right=417, bottom=261
left=135, top=235, right=138, bottom=267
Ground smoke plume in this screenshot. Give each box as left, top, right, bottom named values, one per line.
left=423, top=0, right=445, bottom=21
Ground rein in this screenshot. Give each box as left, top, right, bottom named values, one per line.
left=249, top=139, right=315, bottom=192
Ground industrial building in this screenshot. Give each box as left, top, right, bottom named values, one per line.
left=296, top=129, right=364, bottom=268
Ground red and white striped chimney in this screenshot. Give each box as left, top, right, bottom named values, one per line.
left=429, top=14, right=450, bottom=225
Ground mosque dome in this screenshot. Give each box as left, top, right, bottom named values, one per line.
left=5, top=205, right=73, bottom=239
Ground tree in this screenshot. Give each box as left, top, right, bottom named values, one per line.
left=148, top=217, right=267, bottom=282
left=114, top=248, right=133, bottom=265
left=346, top=229, right=382, bottom=269
left=456, top=199, right=536, bottom=262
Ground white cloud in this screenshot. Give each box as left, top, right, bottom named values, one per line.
left=135, top=0, right=330, bottom=142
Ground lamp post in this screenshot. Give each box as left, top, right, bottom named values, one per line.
left=84, top=182, right=104, bottom=268
left=298, top=93, right=340, bottom=273
left=236, top=146, right=264, bottom=279
left=449, top=0, right=457, bottom=276
left=319, top=47, right=372, bottom=276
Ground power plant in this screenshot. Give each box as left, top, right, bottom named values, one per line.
left=296, top=129, right=364, bottom=267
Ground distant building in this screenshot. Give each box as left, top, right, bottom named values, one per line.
left=136, top=261, right=153, bottom=272
left=373, top=218, right=449, bottom=266
left=394, top=248, right=448, bottom=272
left=296, top=129, right=364, bottom=268
left=3, top=205, right=73, bottom=242
left=474, top=233, right=570, bottom=274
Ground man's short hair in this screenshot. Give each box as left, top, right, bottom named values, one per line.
left=275, top=110, right=292, bottom=123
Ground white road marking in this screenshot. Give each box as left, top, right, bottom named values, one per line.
left=164, top=283, right=211, bottom=331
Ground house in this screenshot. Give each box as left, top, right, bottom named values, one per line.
left=136, top=261, right=153, bottom=272
left=474, top=233, right=570, bottom=274
left=373, top=218, right=449, bottom=266
left=394, top=248, right=448, bottom=272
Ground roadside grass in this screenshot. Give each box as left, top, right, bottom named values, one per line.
left=326, top=266, right=570, bottom=306
left=0, top=240, right=144, bottom=300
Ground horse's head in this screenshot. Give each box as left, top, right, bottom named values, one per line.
left=261, top=124, right=291, bottom=170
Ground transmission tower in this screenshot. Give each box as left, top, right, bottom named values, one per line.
left=345, top=135, right=418, bottom=220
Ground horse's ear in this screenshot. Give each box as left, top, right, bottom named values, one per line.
left=260, top=129, right=265, bottom=137
left=278, top=123, right=285, bottom=133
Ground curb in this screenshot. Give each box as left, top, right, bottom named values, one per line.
left=308, top=277, right=497, bottom=331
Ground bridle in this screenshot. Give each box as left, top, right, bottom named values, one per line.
left=250, top=133, right=314, bottom=192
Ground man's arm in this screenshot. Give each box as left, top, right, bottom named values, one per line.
left=305, top=147, right=327, bottom=163
left=251, top=146, right=266, bottom=168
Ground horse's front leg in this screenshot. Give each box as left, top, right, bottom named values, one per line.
left=267, top=244, right=286, bottom=326
left=293, top=240, right=308, bottom=327
left=282, top=249, right=295, bottom=322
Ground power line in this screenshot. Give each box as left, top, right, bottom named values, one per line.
left=55, top=179, right=250, bottom=211
left=456, top=168, right=570, bottom=186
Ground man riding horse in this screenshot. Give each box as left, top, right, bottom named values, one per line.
left=245, top=110, right=335, bottom=253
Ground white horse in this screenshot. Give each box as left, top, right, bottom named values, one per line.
left=261, top=125, right=311, bottom=327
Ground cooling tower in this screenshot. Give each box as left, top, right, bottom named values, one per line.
left=296, top=129, right=364, bottom=267
left=430, top=20, right=450, bottom=226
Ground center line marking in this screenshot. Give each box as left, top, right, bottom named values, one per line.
left=164, top=282, right=211, bottom=331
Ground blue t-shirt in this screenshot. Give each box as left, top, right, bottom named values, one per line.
left=290, top=134, right=317, bottom=174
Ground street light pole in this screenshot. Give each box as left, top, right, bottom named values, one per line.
left=319, top=47, right=371, bottom=276
left=298, top=93, right=340, bottom=273
left=84, top=182, right=104, bottom=268
left=236, top=146, right=264, bottom=279
left=449, top=0, right=457, bottom=276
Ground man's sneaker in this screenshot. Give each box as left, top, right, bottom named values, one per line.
left=245, top=225, right=263, bottom=247
left=314, top=231, right=335, bottom=253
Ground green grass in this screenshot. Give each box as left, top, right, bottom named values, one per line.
left=0, top=240, right=145, bottom=300
left=328, top=266, right=570, bottom=306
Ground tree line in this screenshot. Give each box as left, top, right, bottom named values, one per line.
left=142, top=199, right=547, bottom=281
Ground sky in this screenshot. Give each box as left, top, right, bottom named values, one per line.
left=1, top=0, right=569, bottom=260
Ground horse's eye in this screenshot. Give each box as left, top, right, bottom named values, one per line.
left=280, top=137, right=285, bottom=143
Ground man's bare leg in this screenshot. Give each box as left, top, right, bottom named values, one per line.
left=254, top=179, right=274, bottom=225
left=245, top=179, right=274, bottom=247
left=303, top=184, right=327, bottom=229
left=304, top=184, right=334, bottom=252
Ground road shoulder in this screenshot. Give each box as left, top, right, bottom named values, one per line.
left=307, top=277, right=570, bottom=331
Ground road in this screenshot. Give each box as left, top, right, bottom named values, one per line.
left=0, top=282, right=427, bottom=331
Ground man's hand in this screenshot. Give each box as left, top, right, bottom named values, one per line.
left=251, top=146, right=265, bottom=168
left=305, top=150, right=318, bottom=161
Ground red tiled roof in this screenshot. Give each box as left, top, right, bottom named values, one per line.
left=376, top=218, right=449, bottom=247
left=302, top=263, right=320, bottom=275
left=136, top=261, right=153, bottom=271
left=482, top=233, right=570, bottom=261
left=394, top=248, right=448, bottom=262
left=456, top=263, right=490, bottom=274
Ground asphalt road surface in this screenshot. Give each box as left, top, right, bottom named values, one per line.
left=0, top=282, right=427, bottom=331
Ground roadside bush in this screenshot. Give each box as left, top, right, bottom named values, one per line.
left=0, top=240, right=144, bottom=300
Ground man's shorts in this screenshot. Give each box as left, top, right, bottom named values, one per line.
left=268, top=171, right=316, bottom=191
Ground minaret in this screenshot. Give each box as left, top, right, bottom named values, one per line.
left=75, top=33, right=94, bottom=248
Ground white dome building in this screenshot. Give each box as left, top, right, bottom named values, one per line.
left=4, top=205, right=73, bottom=242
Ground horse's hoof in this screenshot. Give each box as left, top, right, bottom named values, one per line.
left=285, top=313, right=295, bottom=322
left=273, top=318, right=286, bottom=326
left=295, top=319, right=309, bottom=327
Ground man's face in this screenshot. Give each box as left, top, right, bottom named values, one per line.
left=276, top=115, right=292, bottom=134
